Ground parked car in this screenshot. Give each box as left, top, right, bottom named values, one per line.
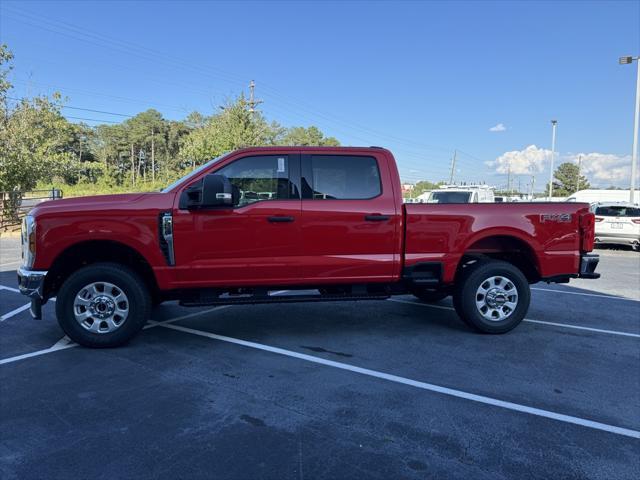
left=18, top=146, right=599, bottom=347
left=593, top=202, right=640, bottom=251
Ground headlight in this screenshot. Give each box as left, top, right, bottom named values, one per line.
left=21, top=215, right=36, bottom=268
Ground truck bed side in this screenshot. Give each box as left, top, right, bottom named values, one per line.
left=403, top=202, right=592, bottom=284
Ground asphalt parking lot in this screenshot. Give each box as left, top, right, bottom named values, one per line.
left=1, top=236, right=639, bottom=479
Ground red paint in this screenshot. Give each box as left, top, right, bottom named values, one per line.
left=29, top=147, right=595, bottom=292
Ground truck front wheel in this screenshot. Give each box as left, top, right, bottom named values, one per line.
left=453, top=260, right=530, bottom=334
left=55, top=262, right=151, bottom=348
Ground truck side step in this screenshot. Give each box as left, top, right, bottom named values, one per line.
left=179, top=292, right=390, bottom=307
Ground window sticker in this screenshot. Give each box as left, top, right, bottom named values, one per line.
left=277, top=157, right=286, bottom=173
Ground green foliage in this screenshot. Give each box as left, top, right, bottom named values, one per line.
left=179, top=95, right=282, bottom=167
left=279, top=126, right=339, bottom=146
left=548, top=162, right=591, bottom=197
left=0, top=44, right=347, bottom=198
left=412, top=180, right=443, bottom=197
left=0, top=94, right=77, bottom=191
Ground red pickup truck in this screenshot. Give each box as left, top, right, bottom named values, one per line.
left=18, top=147, right=599, bottom=347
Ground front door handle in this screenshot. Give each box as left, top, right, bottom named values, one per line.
left=268, top=216, right=295, bottom=223
left=364, top=215, right=390, bottom=222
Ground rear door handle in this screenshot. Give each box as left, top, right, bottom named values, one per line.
left=364, top=215, right=390, bottom=222
left=268, top=216, right=295, bottom=223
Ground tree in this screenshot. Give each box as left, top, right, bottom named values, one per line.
left=279, top=126, right=339, bottom=146
left=547, top=162, right=590, bottom=197
left=0, top=94, right=77, bottom=192
left=178, top=94, right=282, bottom=167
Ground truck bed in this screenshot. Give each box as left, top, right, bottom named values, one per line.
left=403, top=202, right=593, bottom=283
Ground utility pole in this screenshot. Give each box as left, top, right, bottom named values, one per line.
left=619, top=56, right=640, bottom=203
left=151, top=130, right=156, bottom=183
left=530, top=175, right=536, bottom=198
left=548, top=120, right=558, bottom=200
left=131, top=144, right=135, bottom=186
left=449, top=150, right=457, bottom=184
left=576, top=155, right=582, bottom=192
left=507, top=161, right=512, bottom=194
left=247, top=80, right=263, bottom=115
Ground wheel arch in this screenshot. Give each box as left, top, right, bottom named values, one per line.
left=456, top=233, right=542, bottom=283
left=44, top=239, right=159, bottom=300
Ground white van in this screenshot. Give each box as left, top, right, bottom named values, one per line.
left=427, top=185, right=495, bottom=204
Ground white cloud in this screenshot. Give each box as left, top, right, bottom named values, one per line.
left=489, top=123, right=507, bottom=132
left=486, top=145, right=550, bottom=175
left=487, top=147, right=637, bottom=188
left=565, top=152, right=635, bottom=186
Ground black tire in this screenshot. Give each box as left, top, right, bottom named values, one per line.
left=411, top=287, right=449, bottom=303
left=453, top=260, right=530, bottom=334
left=55, top=262, right=151, bottom=348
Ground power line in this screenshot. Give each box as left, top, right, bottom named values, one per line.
left=65, top=115, right=121, bottom=124
left=4, top=5, right=488, bottom=160
left=6, top=96, right=134, bottom=117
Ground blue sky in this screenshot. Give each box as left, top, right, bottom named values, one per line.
left=1, top=0, right=638, bottom=190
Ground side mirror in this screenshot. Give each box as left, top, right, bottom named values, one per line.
left=179, top=174, right=235, bottom=209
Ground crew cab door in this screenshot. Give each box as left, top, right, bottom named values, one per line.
left=299, top=152, right=401, bottom=282
left=172, top=153, right=302, bottom=287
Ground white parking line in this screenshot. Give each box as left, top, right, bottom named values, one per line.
left=531, top=287, right=640, bottom=302
left=0, top=303, right=31, bottom=322
left=388, top=299, right=640, bottom=338
left=0, top=306, right=226, bottom=366
left=158, top=322, right=640, bottom=439
left=0, top=285, right=20, bottom=293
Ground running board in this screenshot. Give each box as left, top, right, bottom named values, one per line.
left=179, top=292, right=390, bottom=307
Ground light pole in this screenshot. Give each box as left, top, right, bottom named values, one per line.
left=620, top=56, right=640, bottom=204
left=547, top=120, right=558, bottom=200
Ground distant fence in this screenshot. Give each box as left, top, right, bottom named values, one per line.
left=0, top=189, right=63, bottom=229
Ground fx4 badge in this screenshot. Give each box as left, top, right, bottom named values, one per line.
left=540, top=213, right=572, bottom=223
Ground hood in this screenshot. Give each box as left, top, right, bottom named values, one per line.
left=30, top=192, right=171, bottom=217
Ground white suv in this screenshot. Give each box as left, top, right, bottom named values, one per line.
left=593, top=202, right=640, bottom=251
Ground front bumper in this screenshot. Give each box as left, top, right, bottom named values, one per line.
left=17, top=267, right=48, bottom=319
left=579, top=253, right=600, bottom=279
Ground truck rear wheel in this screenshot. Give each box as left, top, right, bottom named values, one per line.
left=453, top=260, right=530, bottom=334
left=55, top=262, right=151, bottom=348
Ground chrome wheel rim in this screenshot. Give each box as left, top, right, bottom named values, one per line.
left=73, top=282, right=129, bottom=333
left=475, top=276, right=518, bottom=322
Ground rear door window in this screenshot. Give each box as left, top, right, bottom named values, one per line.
left=303, top=155, right=381, bottom=200
left=595, top=206, right=640, bottom=217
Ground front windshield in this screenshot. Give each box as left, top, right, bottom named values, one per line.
left=161, top=153, right=229, bottom=193
left=428, top=191, right=472, bottom=203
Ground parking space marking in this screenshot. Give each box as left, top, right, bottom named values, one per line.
left=531, top=287, right=640, bottom=302
left=388, top=299, right=640, bottom=338
left=0, top=306, right=226, bottom=366
left=158, top=322, right=640, bottom=439
left=0, top=341, right=78, bottom=365
left=0, top=303, right=31, bottom=322
left=0, top=285, right=20, bottom=293
left=523, top=319, right=640, bottom=338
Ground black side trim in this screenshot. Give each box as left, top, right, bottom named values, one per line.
left=158, top=211, right=173, bottom=266
left=403, top=262, right=443, bottom=286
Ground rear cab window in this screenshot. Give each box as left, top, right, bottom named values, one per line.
left=428, top=191, right=472, bottom=203
left=302, top=155, right=382, bottom=200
